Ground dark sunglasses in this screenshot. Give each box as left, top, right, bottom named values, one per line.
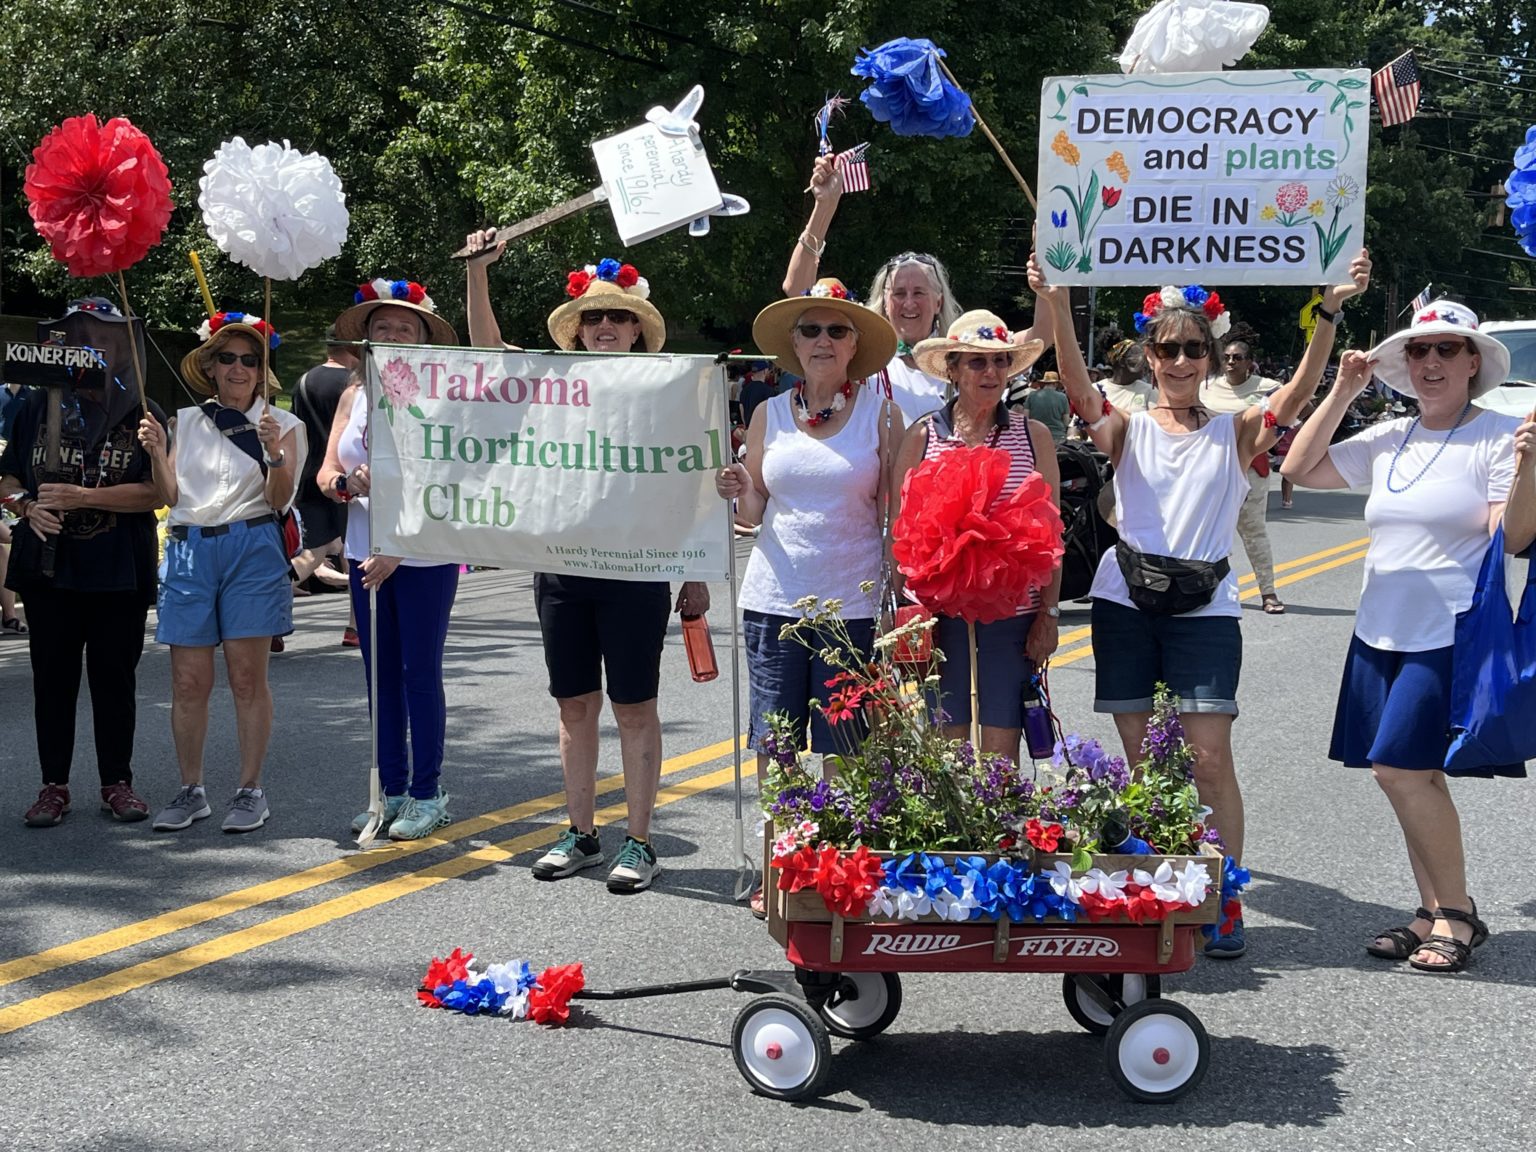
left=216, top=352, right=262, bottom=368
left=795, top=323, right=855, bottom=341
left=1150, top=340, right=1210, bottom=362
left=960, top=353, right=1013, bottom=372
left=580, top=309, right=638, bottom=326
left=1405, top=340, right=1468, bottom=361
left=886, top=251, right=939, bottom=270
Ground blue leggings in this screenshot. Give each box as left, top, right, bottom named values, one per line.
left=349, top=562, right=459, bottom=799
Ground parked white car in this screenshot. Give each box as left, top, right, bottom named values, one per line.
left=1475, top=320, right=1536, bottom=418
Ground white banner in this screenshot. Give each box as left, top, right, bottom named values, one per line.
left=1037, top=68, right=1370, bottom=286
left=365, top=347, right=729, bottom=581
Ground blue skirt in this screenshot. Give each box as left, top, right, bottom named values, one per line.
left=1329, top=635, right=1526, bottom=778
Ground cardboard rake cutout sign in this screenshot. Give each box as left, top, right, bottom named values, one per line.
left=364, top=348, right=729, bottom=580
left=1037, top=68, right=1370, bottom=286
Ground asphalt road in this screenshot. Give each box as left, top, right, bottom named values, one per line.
left=1, top=482, right=1533, bottom=1152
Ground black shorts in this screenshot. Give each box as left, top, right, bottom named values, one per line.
left=533, top=573, right=670, bottom=704
left=295, top=497, right=347, bottom=551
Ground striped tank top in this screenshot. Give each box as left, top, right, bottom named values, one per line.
left=921, top=400, right=1041, bottom=614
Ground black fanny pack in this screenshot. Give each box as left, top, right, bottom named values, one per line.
left=1115, top=543, right=1230, bottom=616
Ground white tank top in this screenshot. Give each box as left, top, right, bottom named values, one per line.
left=1089, top=411, right=1249, bottom=618
left=338, top=389, right=435, bottom=567
left=738, top=387, right=885, bottom=618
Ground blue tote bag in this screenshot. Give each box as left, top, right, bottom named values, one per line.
left=1445, top=522, right=1534, bottom=774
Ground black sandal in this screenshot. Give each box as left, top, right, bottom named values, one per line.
left=1407, top=905, right=1490, bottom=974
left=1366, top=906, right=1434, bottom=960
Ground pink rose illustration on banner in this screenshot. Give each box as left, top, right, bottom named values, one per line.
left=378, top=357, right=424, bottom=423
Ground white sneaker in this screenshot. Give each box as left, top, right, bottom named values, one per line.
left=606, top=836, right=660, bottom=894
left=531, top=827, right=603, bottom=880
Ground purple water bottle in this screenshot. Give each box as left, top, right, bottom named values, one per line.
left=1022, top=672, right=1055, bottom=761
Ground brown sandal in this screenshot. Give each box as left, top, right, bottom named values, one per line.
left=1366, top=906, right=1434, bottom=960
left=1407, top=905, right=1489, bottom=973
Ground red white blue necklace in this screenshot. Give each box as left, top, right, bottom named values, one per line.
left=794, top=378, right=853, bottom=426
left=1386, top=401, right=1473, bottom=494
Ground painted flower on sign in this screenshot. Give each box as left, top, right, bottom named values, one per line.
left=378, top=357, right=425, bottom=424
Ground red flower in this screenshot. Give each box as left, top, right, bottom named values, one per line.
left=406, top=282, right=427, bottom=304
left=822, top=691, right=858, bottom=725
left=528, top=962, right=585, bottom=1026
left=772, top=842, right=826, bottom=892
left=815, top=845, right=884, bottom=919
left=418, top=947, right=474, bottom=1006
left=892, top=446, right=1064, bottom=623
left=1079, top=889, right=1119, bottom=921
left=24, top=114, right=173, bottom=278
left=1141, top=291, right=1163, bottom=316
left=1025, top=819, right=1064, bottom=852
left=615, top=263, right=639, bottom=288
left=566, top=270, right=593, bottom=298
left=1101, top=186, right=1122, bottom=209
left=1202, top=292, right=1223, bottom=321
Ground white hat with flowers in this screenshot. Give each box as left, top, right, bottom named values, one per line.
left=1366, top=299, right=1510, bottom=399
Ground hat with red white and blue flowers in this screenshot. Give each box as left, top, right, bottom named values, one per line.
left=546, top=258, right=666, bottom=352
left=335, top=278, right=458, bottom=346
left=912, top=309, right=1043, bottom=381
left=1366, top=299, right=1509, bottom=399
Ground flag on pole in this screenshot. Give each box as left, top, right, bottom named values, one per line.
left=1372, top=51, right=1421, bottom=127
left=1411, top=283, right=1433, bottom=313
left=835, top=143, right=871, bottom=193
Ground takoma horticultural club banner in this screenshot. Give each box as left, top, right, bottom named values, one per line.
left=364, top=347, right=729, bottom=581
left=1037, top=68, right=1370, bottom=286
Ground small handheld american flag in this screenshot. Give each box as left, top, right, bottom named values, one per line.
left=1372, top=51, right=1421, bottom=128
left=836, top=143, right=871, bottom=194
left=1411, top=283, right=1433, bottom=313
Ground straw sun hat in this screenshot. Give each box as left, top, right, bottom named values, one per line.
left=1366, top=299, right=1510, bottom=399
left=179, top=311, right=283, bottom=398
left=912, top=310, right=1044, bottom=380
left=546, top=259, right=666, bottom=352
left=751, top=278, right=897, bottom=380
left=334, top=278, right=459, bottom=347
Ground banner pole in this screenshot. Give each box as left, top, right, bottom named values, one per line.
left=355, top=341, right=386, bottom=849
left=723, top=364, right=755, bottom=900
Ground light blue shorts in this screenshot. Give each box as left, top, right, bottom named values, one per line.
left=156, top=516, right=292, bottom=647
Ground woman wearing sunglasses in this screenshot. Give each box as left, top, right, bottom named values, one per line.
left=139, top=314, right=307, bottom=834
left=783, top=155, right=1048, bottom=425
left=318, top=280, right=462, bottom=841
left=462, top=235, right=710, bottom=892
left=1280, top=300, right=1536, bottom=972
left=1028, top=246, right=1371, bottom=959
left=717, top=279, right=900, bottom=777
left=889, top=311, right=1060, bottom=761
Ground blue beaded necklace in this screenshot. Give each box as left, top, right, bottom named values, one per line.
left=1385, top=400, right=1473, bottom=494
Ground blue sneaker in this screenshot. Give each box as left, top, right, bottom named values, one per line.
left=1204, top=916, right=1247, bottom=959
left=351, top=794, right=407, bottom=834
left=387, top=792, right=451, bottom=840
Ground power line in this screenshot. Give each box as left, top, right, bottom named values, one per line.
left=1408, top=139, right=1514, bottom=165
left=433, top=0, right=668, bottom=71
left=1421, top=64, right=1536, bottom=99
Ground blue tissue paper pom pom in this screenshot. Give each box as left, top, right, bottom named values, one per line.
left=851, top=37, right=975, bottom=139
left=1182, top=285, right=1209, bottom=307
left=1509, top=125, right=1536, bottom=257
left=390, top=280, right=411, bottom=300
left=595, top=258, right=622, bottom=281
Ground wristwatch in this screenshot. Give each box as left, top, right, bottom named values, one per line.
left=1043, top=605, right=1061, bottom=619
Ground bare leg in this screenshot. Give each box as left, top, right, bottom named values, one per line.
left=169, top=645, right=217, bottom=785
left=290, top=538, right=348, bottom=585
left=223, top=637, right=273, bottom=788
left=1111, top=711, right=1153, bottom=769
left=612, top=698, right=662, bottom=839
left=1372, top=765, right=1475, bottom=964
left=555, top=691, right=602, bottom=831
left=1180, top=712, right=1243, bottom=864
left=942, top=723, right=1023, bottom=765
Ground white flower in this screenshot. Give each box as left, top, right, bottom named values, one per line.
left=933, top=877, right=979, bottom=921
left=807, top=284, right=832, bottom=298
left=370, top=277, right=394, bottom=299
left=1133, top=861, right=1181, bottom=903
left=868, top=888, right=898, bottom=918
left=630, top=276, right=651, bottom=300
left=1047, top=860, right=1082, bottom=903
left=1173, top=861, right=1212, bottom=906
left=584, top=264, right=598, bottom=276
left=500, top=990, right=530, bottom=1019
left=1209, top=312, right=1231, bottom=339
left=1080, top=868, right=1129, bottom=902
left=199, top=137, right=350, bottom=280
left=895, top=888, right=933, bottom=920
left=1158, top=285, right=1184, bottom=310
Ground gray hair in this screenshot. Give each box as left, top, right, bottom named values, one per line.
left=867, top=252, right=962, bottom=334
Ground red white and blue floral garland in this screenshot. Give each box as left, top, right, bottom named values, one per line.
left=416, top=948, right=585, bottom=1024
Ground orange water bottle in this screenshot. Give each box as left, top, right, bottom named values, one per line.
left=681, top=614, right=719, bottom=682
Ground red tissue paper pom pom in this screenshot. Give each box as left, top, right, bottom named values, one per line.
left=1141, top=291, right=1163, bottom=316
left=1202, top=292, right=1223, bottom=320
left=528, top=962, right=585, bottom=1025
left=615, top=263, right=639, bottom=288
left=406, top=282, right=426, bottom=304
left=892, top=445, right=1065, bottom=624
left=566, top=270, right=593, bottom=298
left=24, top=114, right=173, bottom=278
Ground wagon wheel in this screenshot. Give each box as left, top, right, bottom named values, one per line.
left=1061, top=972, right=1162, bottom=1035
left=1104, top=999, right=1209, bottom=1103
left=817, top=972, right=902, bottom=1041
left=732, top=995, right=832, bottom=1101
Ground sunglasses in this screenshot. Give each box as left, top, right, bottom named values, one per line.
left=1150, top=340, right=1210, bottom=362
left=1405, top=340, right=1469, bottom=361
left=580, top=309, right=638, bottom=326
left=216, top=352, right=262, bottom=368
left=795, top=323, right=855, bottom=341
left=959, top=353, right=1013, bottom=372
left=886, top=251, right=939, bottom=270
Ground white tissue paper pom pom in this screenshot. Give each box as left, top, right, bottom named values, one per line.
left=199, top=137, right=350, bottom=280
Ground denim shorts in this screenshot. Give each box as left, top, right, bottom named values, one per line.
left=743, top=610, right=875, bottom=754
left=156, top=517, right=293, bottom=647
left=932, top=612, right=1036, bottom=728
left=1091, top=598, right=1241, bottom=715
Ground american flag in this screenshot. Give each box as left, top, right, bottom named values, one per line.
left=1372, top=51, right=1421, bottom=127
left=835, top=143, right=871, bottom=193
left=1412, top=283, right=1433, bottom=313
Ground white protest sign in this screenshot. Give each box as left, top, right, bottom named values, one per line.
left=591, top=122, right=724, bottom=246
left=1037, top=69, right=1370, bottom=286
left=364, top=348, right=729, bottom=580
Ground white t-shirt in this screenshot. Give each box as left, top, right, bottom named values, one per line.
left=867, top=356, right=946, bottom=426
left=1200, top=373, right=1278, bottom=415
left=1102, top=378, right=1154, bottom=415
left=1329, top=409, right=1516, bottom=651
left=1090, top=411, right=1250, bottom=618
